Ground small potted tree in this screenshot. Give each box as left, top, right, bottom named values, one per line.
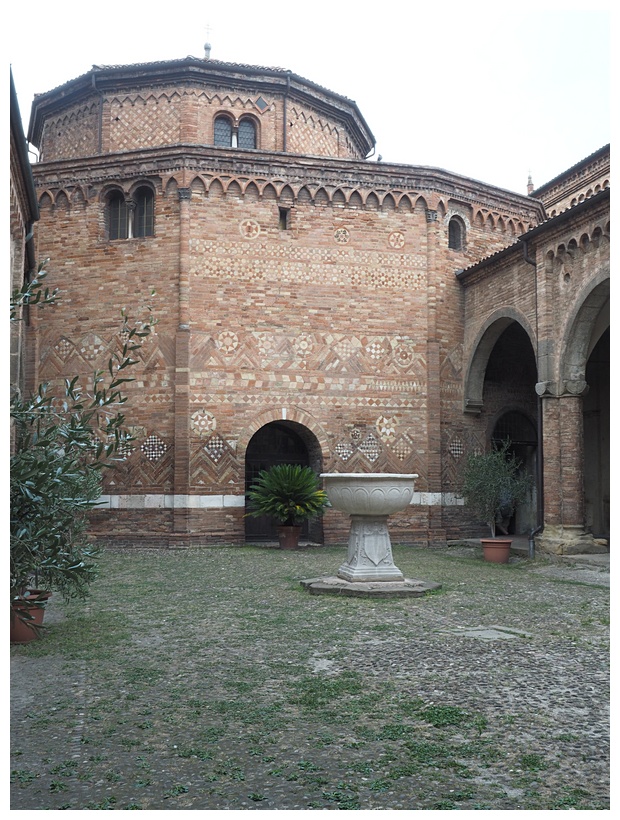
left=460, top=440, right=532, bottom=563
left=246, top=464, right=328, bottom=549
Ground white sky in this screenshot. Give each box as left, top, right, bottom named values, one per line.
left=8, top=0, right=612, bottom=195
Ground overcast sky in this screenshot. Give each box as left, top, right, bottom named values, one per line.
left=9, top=0, right=611, bottom=195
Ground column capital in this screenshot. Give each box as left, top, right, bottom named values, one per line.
left=536, top=380, right=589, bottom=397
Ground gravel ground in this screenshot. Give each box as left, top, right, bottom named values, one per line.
left=10, top=544, right=610, bottom=811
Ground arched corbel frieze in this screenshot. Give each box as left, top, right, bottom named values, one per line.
left=463, top=309, right=537, bottom=414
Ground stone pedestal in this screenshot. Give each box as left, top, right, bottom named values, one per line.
left=337, top=515, right=404, bottom=582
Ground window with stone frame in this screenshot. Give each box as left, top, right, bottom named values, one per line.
left=108, top=191, right=129, bottom=240
left=448, top=216, right=465, bottom=250
left=133, top=186, right=155, bottom=238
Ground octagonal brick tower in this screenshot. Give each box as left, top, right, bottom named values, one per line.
left=26, top=56, right=546, bottom=548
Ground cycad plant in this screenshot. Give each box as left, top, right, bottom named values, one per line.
left=246, top=464, right=328, bottom=526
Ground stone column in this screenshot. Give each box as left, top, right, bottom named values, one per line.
left=536, top=379, right=602, bottom=554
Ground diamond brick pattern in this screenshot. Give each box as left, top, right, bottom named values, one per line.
left=359, top=433, right=381, bottom=463
left=204, top=434, right=226, bottom=463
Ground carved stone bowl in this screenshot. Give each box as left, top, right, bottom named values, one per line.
left=320, top=473, right=418, bottom=517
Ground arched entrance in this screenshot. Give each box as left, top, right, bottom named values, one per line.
left=478, top=320, right=539, bottom=536
left=583, top=327, right=609, bottom=538
left=244, top=421, right=324, bottom=543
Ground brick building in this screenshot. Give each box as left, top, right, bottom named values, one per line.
left=23, top=55, right=610, bottom=553
left=10, top=69, right=39, bottom=404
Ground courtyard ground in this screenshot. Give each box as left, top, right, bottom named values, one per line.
left=10, top=543, right=610, bottom=811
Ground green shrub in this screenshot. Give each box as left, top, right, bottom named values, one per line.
left=246, top=464, right=328, bottom=526
left=10, top=262, right=153, bottom=605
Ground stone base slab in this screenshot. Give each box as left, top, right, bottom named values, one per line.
left=300, top=576, right=441, bottom=598
left=536, top=525, right=609, bottom=555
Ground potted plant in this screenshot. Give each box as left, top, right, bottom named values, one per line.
left=10, top=263, right=154, bottom=641
left=460, top=440, right=532, bottom=563
left=246, top=464, right=328, bottom=549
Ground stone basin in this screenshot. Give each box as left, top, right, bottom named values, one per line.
left=320, top=473, right=418, bottom=583
left=320, top=472, right=418, bottom=516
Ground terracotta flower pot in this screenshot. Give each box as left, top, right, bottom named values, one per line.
left=277, top=525, right=302, bottom=549
left=480, top=538, right=512, bottom=564
left=10, top=590, right=51, bottom=643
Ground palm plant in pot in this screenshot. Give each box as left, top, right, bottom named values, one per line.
left=10, top=263, right=154, bottom=641
left=246, top=464, right=328, bottom=548
left=460, top=440, right=532, bottom=563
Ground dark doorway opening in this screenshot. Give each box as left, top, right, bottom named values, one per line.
left=244, top=421, right=323, bottom=543
left=483, top=322, right=539, bottom=537
left=491, top=411, right=538, bottom=535
left=584, top=327, right=609, bottom=539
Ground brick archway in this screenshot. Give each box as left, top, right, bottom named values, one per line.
left=463, top=309, right=537, bottom=414
left=240, top=408, right=329, bottom=544
left=237, top=407, right=330, bottom=463
left=559, top=274, right=609, bottom=389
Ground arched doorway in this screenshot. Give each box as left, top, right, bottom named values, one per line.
left=491, top=411, right=538, bottom=535
left=481, top=321, right=539, bottom=536
left=583, top=327, right=609, bottom=538
left=244, top=421, right=324, bottom=543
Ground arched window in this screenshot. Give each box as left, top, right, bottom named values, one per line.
left=214, top=115, right=233, bottom=147
left=238, top=118, right=257, bottom=150
left=448, top=216, right=465, bottom=250
left=108, top=191, right=128, bottom=240
left=134, top=186, right=154, bottom=237
left=107, top=187, right=155, bottom=240
left=213, top=115, right=258, bottom=150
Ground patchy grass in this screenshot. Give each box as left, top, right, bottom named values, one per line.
left=10, top=545, right=609, bottom=810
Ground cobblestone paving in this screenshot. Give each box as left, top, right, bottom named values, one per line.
left=10, top=545, right=610, bottom=810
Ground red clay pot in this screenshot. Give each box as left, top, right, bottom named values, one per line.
left=10, top=591, right=51, bottom=643
left=277, top=525, right=302, bottom=549
left=480, top=538, right=512, bottom=564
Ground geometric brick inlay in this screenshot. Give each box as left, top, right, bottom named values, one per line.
left=335, top=441, right=355, bottom=461
left=376, top=415, right=397, bottom=444
left=53, top=336, right=75, bottom=360
left=204, top=434, right=226, bottom=463
left=358, top=432, right=381, bottom=463
left=79, top=333, right=107, bottom=361
left=388, top=230, right=405, bottom=249
left=140, top=434, right=168, bottom=462
left=391, top=434, right=413, bottom=461
left=449, top=437, right=464, bottom=460
left=191, top=408, right=217, bottom=436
